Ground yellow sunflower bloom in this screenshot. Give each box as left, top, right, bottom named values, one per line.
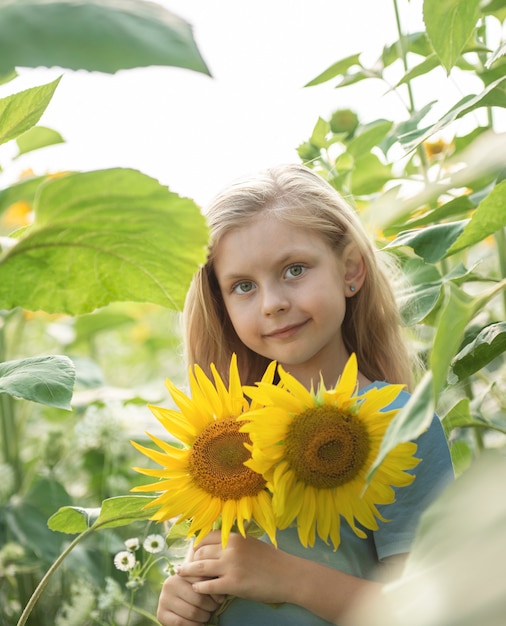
left=131, top=355, right=278, bottom=547
left=241, top=354, right=420, bottom=551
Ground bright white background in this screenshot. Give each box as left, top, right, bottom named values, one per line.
left=1, top=0, right=496, bottom=206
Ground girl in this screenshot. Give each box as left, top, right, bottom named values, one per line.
left=157, top=163, right=453, bottom=626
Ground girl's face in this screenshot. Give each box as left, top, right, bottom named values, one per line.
left=213, top=213, right=364, bottom=388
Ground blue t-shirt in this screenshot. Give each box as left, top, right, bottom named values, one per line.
left=218, top=383, right=454, bottom=625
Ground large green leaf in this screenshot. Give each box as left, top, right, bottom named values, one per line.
left=0, top=78, right=61, bottom=147
left=0, top=168, right=209, bottom=314
left=446, top=179, right=506, bottom=255
left=374, top=452, right=506, bottom=626
left=423, top=0, right=481, bottom=73
left=0, top=355, right=75, bottom=409
left=0, top=0, right=210, bottom=75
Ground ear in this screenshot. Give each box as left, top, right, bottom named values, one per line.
left=342, top=243, right=366, bottom=297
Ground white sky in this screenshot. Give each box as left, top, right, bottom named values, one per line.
left=2, top=0, right=499, bottom=207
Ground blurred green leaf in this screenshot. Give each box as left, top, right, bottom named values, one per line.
left=347, top=121, right=393, bottom=157
left=449, top=439, right=473, bottom=475
left=16, top=125, right=65, bottom=157
left=446, top=179, right=506, bottom=255
left=0, top=174, right=47, bottom=217
left=400, top=77, right=506, bottom=152
left=423, top=0, right=481, bottom=73
left=0, top=0, right=210, bottom=75
left=0, top=168, right=209, bottom=315
left=0, top=355, right=75, bottom=409
left=393, top=54, right=440, bottom=88
left=384, top=195, right=476, bottom=235
left=0, top=78, right=61, bottom=147
left=431, top=283, right=479, bottom=395
left=442, top=397, right=473, bottom=436
left=7, top=501, right=65, bottom=561
left=387, top=452, right=506, bottom=626
left=350, top=152, right=391, bottom=196
left=304, top=53, right=361, bottom=87
left=367, top=372, right=436, bottom=481
left=450, top=322, right=506, bottom=382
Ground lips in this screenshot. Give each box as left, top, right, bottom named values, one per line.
left=265, top=320, right=308, bottom=339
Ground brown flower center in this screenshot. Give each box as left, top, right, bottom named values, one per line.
left=285, top=405, right=370, bottom=489
left=189, top=417, right=266, bottom=500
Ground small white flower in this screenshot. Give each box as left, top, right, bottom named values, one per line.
left=143, top=534, right=165, bottom=554
left=114, top=550, right=136, bottom=572
left=124, top=537, right=140, bottom=551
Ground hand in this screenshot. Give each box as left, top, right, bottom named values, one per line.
left=157, top=572, right=225, bottom=626
left=177, top=531, right=296, bottom=605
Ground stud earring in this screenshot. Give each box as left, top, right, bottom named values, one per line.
left=350, top=285, right=356, bottom=293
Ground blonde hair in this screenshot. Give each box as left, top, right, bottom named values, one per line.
left=183, top=163, right=413, bottom=388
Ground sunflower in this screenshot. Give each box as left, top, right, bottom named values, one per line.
left=240, top=353, right=420, bottom=551
left=131, top=355, right=277, bottom=547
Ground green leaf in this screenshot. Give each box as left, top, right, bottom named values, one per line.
left=48, top=496, right=156, bottom=534
left=423, top=0, right=481, bottom=73
left=48, top=505, right=101, bottom=534
left=0, top=0, right=210, bottom=75
left=0, top=174, right=46, bottom=218
left=450, top=322, right=506, bottom=382
left=399, top=281, right=443, bottom=325
left=384, top=194, right=476, bottom=235
left=367, top=372, right=436, bottom=481
left=446, top=179, right=506, bottom=255
left=431, top=283, right=478, bottom=395
left=350, top=152, right=392, bottom=196
left=347, top=121, right=393, bottom=158
left=386, top=221, right=468, bottom=262
left=0, top=78, right=61, bottom=147
left=304, top=53, right=361, bottom=87
left=7, top=501, right=66, bottom=561
left=166, top=520, right=192, bottom=546
left=0, top=355, right=75, bottom=409
left=0, top=168, right=209, bottom=315
left=449, top=439, right=473, bottom=475
left=393, top=54, right=440, bottom=88
left=16, top=125, right=65, bottom=157
left=93, top=495, right=157, bottom=529
left=441, top=397, right=473, bottom=436
left=400, top=77, right=506, bottom=152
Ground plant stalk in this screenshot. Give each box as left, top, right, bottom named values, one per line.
left=15, top=527, right=94, bottom=626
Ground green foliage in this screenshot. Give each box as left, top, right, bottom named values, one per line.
left=0, top=168, right=209, bottom=314
left=0, top=2, right=210, bottom=623
left=0, top=355, right=75, bottom=409
left=0, top=78, right=61, bottom=146
left=298, top=0, right=506, bottom=477
left=0, top=0, right=211, bottom=75
left=0, top=0, right=505, bottom=624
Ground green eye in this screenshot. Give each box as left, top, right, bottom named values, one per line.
left=233, top=281, right=254, bottom=294
left=287, top=264, right=304, bottom=278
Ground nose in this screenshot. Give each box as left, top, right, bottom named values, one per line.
left=261, top=284, right=289, bottom=316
